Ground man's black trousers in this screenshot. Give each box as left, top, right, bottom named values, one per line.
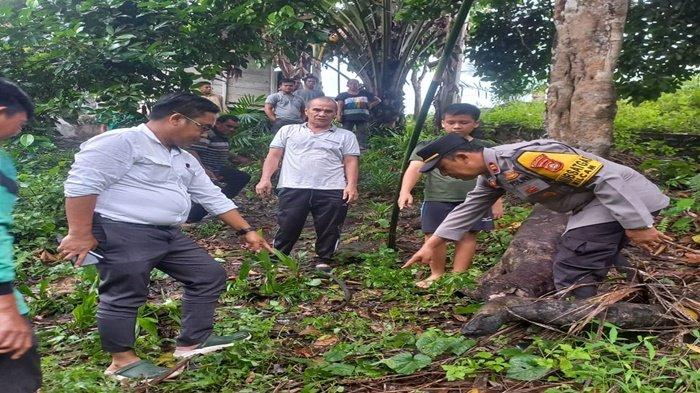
left=188, top=166, right=251, bottom=223
left=273, top=188, right=348, bottom=261
left=552, top=220, right=632, bottom=299
left=92, top=215, right=226, bottom=352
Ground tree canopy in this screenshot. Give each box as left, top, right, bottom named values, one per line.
left=0, top=0, right=311, bottom=119
left=468, top=0, right=699, bottom=102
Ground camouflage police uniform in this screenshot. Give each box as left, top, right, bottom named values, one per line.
left=424, top=138, right=669, bottom=299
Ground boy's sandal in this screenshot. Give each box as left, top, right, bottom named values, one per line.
left=104, top=360, right=182, bottom=382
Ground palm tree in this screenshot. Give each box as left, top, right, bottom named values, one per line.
left=309, top=0, right=462, bottom=123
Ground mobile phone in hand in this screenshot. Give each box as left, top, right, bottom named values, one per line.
left=55, top=235, right=104, bottom=267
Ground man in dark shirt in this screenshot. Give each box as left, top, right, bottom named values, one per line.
left=335, top=79, right=381, bottom=149
left=188, top=115, right=251, bottom=222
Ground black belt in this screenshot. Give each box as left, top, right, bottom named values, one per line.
left=94, top=214, right=178, bottom=230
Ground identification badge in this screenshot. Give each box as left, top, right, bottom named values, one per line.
left=513, top=178, right=550, bottom=199
left=516, top=151, right=603, bottom=187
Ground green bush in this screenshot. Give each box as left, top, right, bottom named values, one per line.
left=615, top=77, right=700, bottom=148
left=480, top=101, right=545, bottom=129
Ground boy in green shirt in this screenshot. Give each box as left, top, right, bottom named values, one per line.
left=398, top=103, right=503, bottom=288
left=0, top=78, right=41, bottom=391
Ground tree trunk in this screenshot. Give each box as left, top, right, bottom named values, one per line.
left=410, top=65, right=429, bottom=119
left=464, top=205, right=568, bottom=302
left=546, top=0, right=629, bottom=156
left=461, top=206, right=691, bottom=337
left=461, top=296, right=678, bottom=337
left=434, top=19, right=468, bottom=130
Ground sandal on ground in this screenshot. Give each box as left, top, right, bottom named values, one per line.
left=173, top=331, right=252, bottom=359
left=315, top=263, right=333, bottom=273
left=104, top=360, right=181, bottom=381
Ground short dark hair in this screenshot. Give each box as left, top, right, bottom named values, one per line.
left=443, top=146, right=484, bottom=160
left=303, top=75, right=318, bottom=82
left=217, top=114, right=240, bottom=123
left=278, top=78, right=296, bottom=86
left=149, top=92, right=220, bottom=120
left=0, top=78, right=35, bottom=119
left=443, top=103, right=480, bottom=120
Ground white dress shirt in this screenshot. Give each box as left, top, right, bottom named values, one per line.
left=270, top=123, right=360, bottom=190
left=64, top=124, right=237, bottom=226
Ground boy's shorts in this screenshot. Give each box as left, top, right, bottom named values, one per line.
left=421, top=201, right=494, bottom=234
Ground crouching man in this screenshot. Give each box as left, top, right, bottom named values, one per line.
left=59, top=92, right=270, bottom=381
left=404, top=134, right=670, bottom=299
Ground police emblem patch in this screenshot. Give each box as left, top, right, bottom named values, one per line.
left=530, top=154, right=564, bottom=172
left=504, top=170, right=520, bottom=181
left=517, top=151, right=604, bottom=187
left=487, top=162, right=500, bottom=174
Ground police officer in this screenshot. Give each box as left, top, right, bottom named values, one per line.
left=403, top=133, right=671, bottom=299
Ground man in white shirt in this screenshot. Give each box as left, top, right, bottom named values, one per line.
left=59, top=92, right=270, bottom=381
left=256, top=97, right=360, bottom=272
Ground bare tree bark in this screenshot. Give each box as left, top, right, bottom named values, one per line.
left=465, top=206, right=568, bottom=302
left=410, top=65, right=429, bottom=119
left=546, top=0, right=629, bottom=156
left=434, top=19, right=469, bottom=130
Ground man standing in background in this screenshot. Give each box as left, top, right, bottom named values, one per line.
left=0, top=78, right=41, bottom=393
left=335, top=79, right=381, bottom=149
left=264, top=78, right=305, bottom=134
left=294, top=75, right=324, bottom=103
left=196, top=81, right=227, bottom=114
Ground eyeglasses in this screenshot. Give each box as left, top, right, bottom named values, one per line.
left=176, top=112, right=214, bottom=132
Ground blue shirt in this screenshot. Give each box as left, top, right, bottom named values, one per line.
left=0, top=149, right=28, bottom=315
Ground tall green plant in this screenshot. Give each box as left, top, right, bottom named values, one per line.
left=387, top=0, right=476, bottom=247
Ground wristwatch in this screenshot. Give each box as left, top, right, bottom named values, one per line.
left=628, top=225, right=653, bottom=230
left=235, top=227, right=255, bottom=236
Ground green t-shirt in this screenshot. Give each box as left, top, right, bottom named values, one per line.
left=409, top=136, right=494, bottom=203
left=0, top=149, right=28, bottom=315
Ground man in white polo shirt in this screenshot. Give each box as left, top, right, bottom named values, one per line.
left=58, top=92, right=270, bottom=381
left=256, top=97, right=360, bottom=271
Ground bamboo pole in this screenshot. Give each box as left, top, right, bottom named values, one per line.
left=387, top=0, right=475, bottom=248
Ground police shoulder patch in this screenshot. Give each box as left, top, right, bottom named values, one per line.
left=516, top=151, right=603, bottom=187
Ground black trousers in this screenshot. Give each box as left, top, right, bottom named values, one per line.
left=187, top=166, right=251, bottom=223
left=342, top=120, right=369, bottom=148
left=92, top=215, right=226, bottom=352
left=273, top=188, right=348, bottom=261
left=0, top=320, right=41, bottom=393
left=552, top=221, right=632, bottom=299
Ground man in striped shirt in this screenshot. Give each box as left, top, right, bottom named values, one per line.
left=188, top=115, right=251, bottom=222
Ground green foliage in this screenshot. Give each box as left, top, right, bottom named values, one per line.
left=615, top=77, right=700, bottom=148
left=469, top=0, right=553, bottom=100
left=379, top=352, right=432, bottom=375
left=469, top=0, right=699, bottom=101
left=480, top=101, right=545, bottom=129
left=0, top=0, right=312, bottom=119
left=658, top=194, right=700, bottom=235
left=5, top=137, right=70, bottom=248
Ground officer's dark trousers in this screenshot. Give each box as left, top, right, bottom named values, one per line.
left=92, top=215, right=226, bottom=352
left=552, top=220, right=632, bottom=299
left=273, top=188, right=348, bottom=261
left=0, top=320, right=41, bottom=393
left=187, top=166, right=251, bottom=223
